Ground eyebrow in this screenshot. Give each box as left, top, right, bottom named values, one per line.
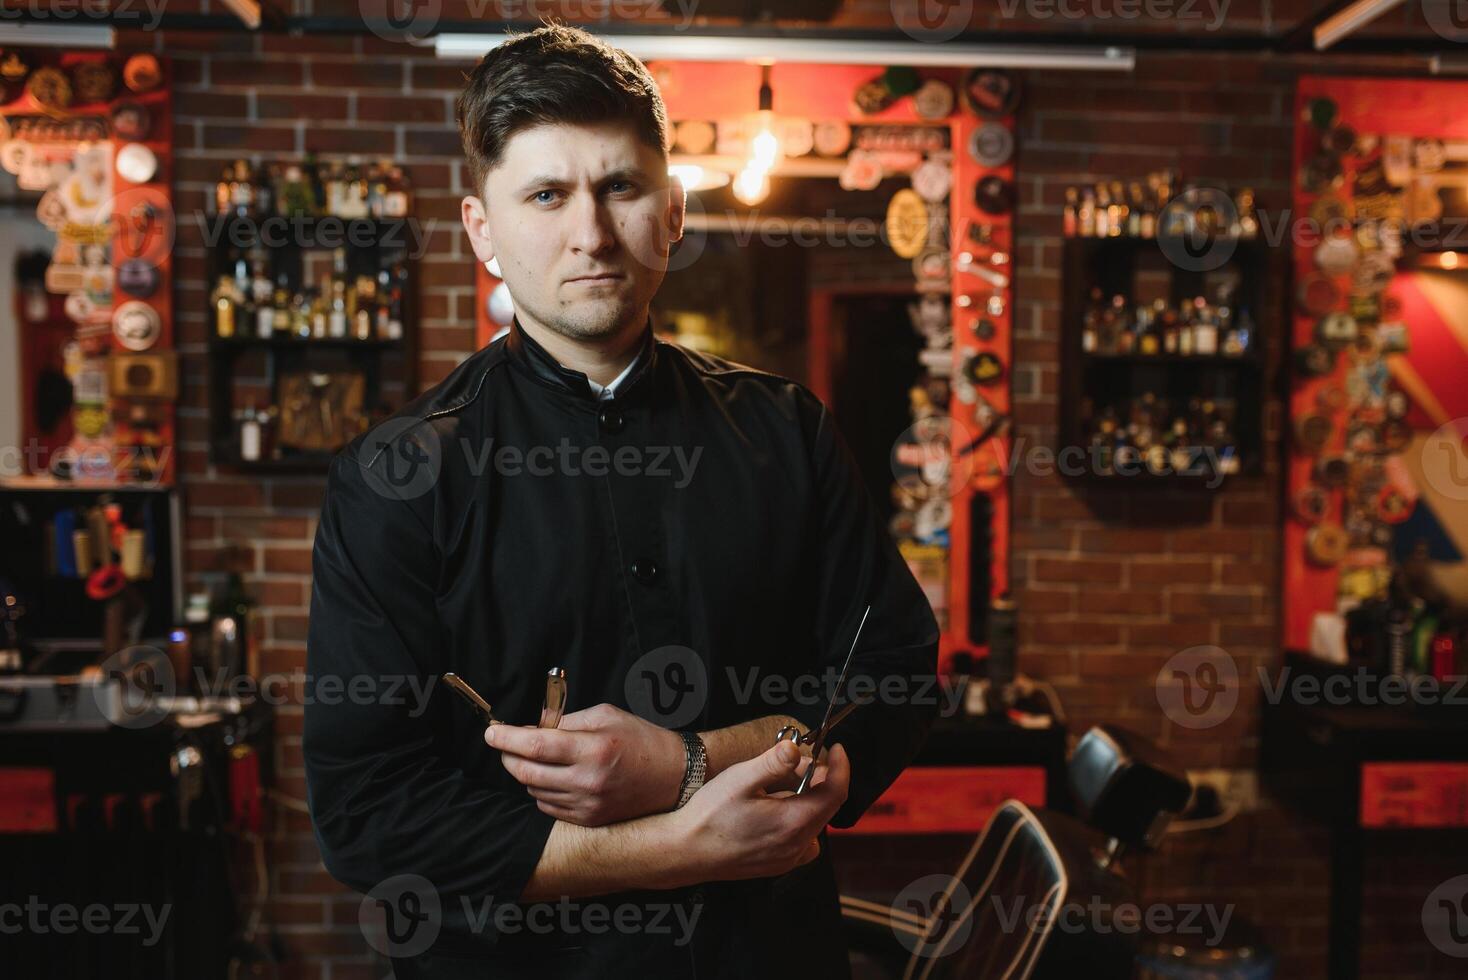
left=515, top=167, right=655, bottom=196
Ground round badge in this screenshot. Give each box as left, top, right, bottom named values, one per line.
left=839, top=150, right=884, bottom=191
left=117, top=258, right=161, bottom=298
left=812, top=121, right=852, bottom=157
left=123, top=53, right=162, bottom=93
left=911, top=157, right=952, bottom=204
left=1323, top=125, right=1356, bottom=156
left=64, top=291, right=95, bottom=324
left=962, top=69, right=1021, bottom=118
left=1305, top=97, right=1337, bottom=131
left=110, top=101, right=152, bottom=141
left=777, top=119, right=814, bottom=158
left=0, top=139, right=28, bottom=175
left=35, top=189, right=67, bottom=230
left=1381, top=419, right=1411, bottom=452
left=112, top=300, right=162, bottom=351
left=885, top=189, right=929, bottom=260
left=1314, top=456, right=1350, bottom=488
left=1352, top=251, right=1395, bottom=295
left=116, top=143, right=158, bottom=184
left=1316, top=312, right=1358, bottom=349
left=968, top=123, right=1014, bottom=167
left=1306, top=525, right=1349, bottom=566
left=1317, top=383, right=1348, bottom=411
left=853, top=80, right=894, bottom=116
left=26, top=67, right=72, bottom=110
left=964, top=351, right=1005, bottom=386
left=1378, top=486, right=1414, bottom=524
left=1294, top=487, right=1329, bottom=525
left=1301, top=154, right=1343, bottom=193
left=71, top=61, right=117, bottom=104
left=913, top=79, right=955, bottom=120
left=1314, top=235, right=1359, bottom=275
left=1296, top=273, right=1341, bottom=317
left=974, top=175, right=1014, bottom=215
left=1295, top=413, right=1333, bottom=454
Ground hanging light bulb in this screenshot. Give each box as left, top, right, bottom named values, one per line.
left=732, top=64, right=780, bottom=207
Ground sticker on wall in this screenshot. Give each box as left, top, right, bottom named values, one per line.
left=913, top=79, right=954, bottom=120
left=962, top=69, right=1021, bottom=118
left=777, top=118, right=814, bottom=158
left=839, top=149, right=883, bottom=191
left=1314, top=235, right=1359, bottom=275
left=123, top=53, right=162, bottom=93
left=26, top=67, right=73, bottom=110
left=886, top=188, right=929, bottom=259
left=117, top=258, right=160, bottom=298
left=112, top=300, right=162, bottom=351
left=116, top=143, right=158, bottom=184
left=967, top=123, right=1013, bottom=167
left=71, top=61, right=117, bottom=104
left=973, top=175, right=1014, bottom=215
left=812, top=121, right=852, bottom=157
left=911, top=155, right=952, bottom=203
left=1306, top=524, right=1349, bottom=566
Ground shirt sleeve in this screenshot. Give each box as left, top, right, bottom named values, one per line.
left=303, top=449, right=556, bottom=930
left=787, top=394, right=942, bottom=828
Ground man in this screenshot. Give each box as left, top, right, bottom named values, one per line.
left=304, top=23, right=940, bottom=979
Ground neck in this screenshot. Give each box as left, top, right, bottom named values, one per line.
left=515, top=314, right=647, bottom=387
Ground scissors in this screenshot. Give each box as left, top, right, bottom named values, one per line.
left=443, top=668, right=568, bottom=730
left=774, top=604, right=871, bottom=795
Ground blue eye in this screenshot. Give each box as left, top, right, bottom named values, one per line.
left=534, top=190, right=559, bottom=205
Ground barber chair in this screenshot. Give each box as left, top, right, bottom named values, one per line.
left=840, top=725, right=1192, bottom=980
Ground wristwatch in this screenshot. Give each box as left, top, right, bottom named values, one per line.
left=675, top=730, right=707, bottom=809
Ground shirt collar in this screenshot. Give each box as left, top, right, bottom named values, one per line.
left=505, top=316, right=656, bottom=401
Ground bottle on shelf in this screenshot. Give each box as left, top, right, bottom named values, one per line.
left=212, top=275, right=238, bottom=339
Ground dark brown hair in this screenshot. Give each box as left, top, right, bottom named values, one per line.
left=454, top=23, right=670, bottom=195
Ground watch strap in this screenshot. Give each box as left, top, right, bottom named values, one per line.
left=675, top=730, right=707, bottom=809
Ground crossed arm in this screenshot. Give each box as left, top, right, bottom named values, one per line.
left=487, top=705, right=838, bottom=901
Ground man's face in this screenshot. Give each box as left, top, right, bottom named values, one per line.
left=462, top=120, right=685, bottom=344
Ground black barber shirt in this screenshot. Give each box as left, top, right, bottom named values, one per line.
left=304, top=318, right=940, bottom=979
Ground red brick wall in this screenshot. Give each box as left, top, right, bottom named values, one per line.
left=119, top=22, right=1455, bottom=978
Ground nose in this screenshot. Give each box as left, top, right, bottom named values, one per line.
left=567, top=191, right=616, bottom=257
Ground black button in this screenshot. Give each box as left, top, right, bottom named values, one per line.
left=598, top=406, right=625, bottom=433
left=630, top=558, right=659, bottom=584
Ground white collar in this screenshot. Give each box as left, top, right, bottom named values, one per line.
left=586, top=347, right=644, bottom=401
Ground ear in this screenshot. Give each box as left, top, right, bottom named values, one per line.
left=665, top=173, right=686, bottom=244
left=461, top=194, right=495, bottom=265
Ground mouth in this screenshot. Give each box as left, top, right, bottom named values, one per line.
left=566, top=273, right=624, bottom=284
